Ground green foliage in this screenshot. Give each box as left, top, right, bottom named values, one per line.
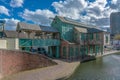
left=114, top=34, right=120, bottom=40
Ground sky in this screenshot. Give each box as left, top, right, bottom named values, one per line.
left=0, top=0, right=120, bottom=30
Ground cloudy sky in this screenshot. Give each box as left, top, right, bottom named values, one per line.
left=0, top=0, right=119, bottom=30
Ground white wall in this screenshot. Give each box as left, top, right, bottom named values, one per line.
left=6, top=38, right=19, bottom=50
left=15, top=38, right=19, bottom=50
left=0, top=39, right=7, bottom=49
left=104, top=33, right=110, bottom=46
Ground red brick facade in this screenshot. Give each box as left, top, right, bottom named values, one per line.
left=60, top=40, right=80, bottom=60
left=0, top=49, right=56, bottom=78
left=60, top=40, right=69, bottom=58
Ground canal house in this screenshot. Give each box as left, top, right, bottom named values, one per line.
left=0, top=22, right=60, bottom=58
left=0, top=18, right=110, bottom=60
left=51, top=16, right=105, bottom=60
left=16, top=22, right=60, bottom=58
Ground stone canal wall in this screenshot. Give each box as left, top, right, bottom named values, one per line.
left=0, top=49, right=57, bottom=78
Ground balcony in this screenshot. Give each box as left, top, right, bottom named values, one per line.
left=79, top=40, right=88, bottom=45
left=19, top=39, right=60, bottom=47
left=88, top=40, right=102, bottom=45
left=33, top=39, right=60, bottom=46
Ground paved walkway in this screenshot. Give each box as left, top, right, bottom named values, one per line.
left=103, top=50, right=120, bottom=56
left=1, top=60, right=80, bottom=80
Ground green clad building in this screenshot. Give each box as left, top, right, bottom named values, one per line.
left=51, top=16, right=104, bottom=60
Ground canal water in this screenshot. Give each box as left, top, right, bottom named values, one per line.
left=66, top=53, right=120, bottom=80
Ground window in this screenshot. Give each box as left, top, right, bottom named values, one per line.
left=70, top=47, right=74, bottom=56
left=89, top=33, right=94, bottom=40
left=96, top=33, right=99, bottom=40
left=63, top=46, right=66, bottom=57
left=81, top=33, right=85, bottom=40
left=106, top=36, right=108, bottom=43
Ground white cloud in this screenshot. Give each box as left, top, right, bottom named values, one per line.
left=52, top=0, right=119, bottom=27
left=86, top=0, right=107, bottom=18
left=111, top=0, right=117, bottom=4
left=52, top=0, right=88, bottom=19
left=111, top=0, right=120, bottom=10
left=0, top=6, right=9, bottom=16
left=20, top=9, right=55, bottom=25
left=4, top=18, right=20, bottom=30
left=10, top=0, right=24, bottom=8
left=18, top=0, right=119, bottom=27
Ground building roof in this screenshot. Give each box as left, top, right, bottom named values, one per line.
left=87, top=27, right=103, bottom=33
left=17, top=22, right=59, bottom=33
left=56, top=16, right=104, bottom=33
left=4, top=31, right=18, bottom=38
left=57, top=16, right=96, bottom=28
left=3, top=30, right=34, bottom=38
left=39, top=25, right=59, bottom=33
left=17, top=22, right=41, bottom=31
left=74, top=27, right=87, bottom=33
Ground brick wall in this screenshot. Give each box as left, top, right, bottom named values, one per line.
left=60, top=40, right=69, bottom=58
left=0, top=49, right=57, bottom=78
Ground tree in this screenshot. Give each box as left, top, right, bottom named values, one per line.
left=114, top=34, right=120, bottom=40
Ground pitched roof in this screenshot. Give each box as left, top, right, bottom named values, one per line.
left=56, top=16, right=96, bottom=28
left=87, top=28, right=103, bottom=33
left=17, top=22, right=59, bottom=33
left=4, top=30, right=35, bottom=38
left=74, top=27, right=87, bottom=33
left=17, top=22, right=41, bottom=31
left=39, top=25, right=58, bottom=33
left=56, top=16, right=104, bottom=33
left=4, top=31, right=18, bottom=38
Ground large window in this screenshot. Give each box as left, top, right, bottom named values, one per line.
left=96, top=33, right=99, bottom=40
left=106, top=36, right=108, bottom=43
left=81, top=33, right=86, bottom=40
left=90, top=34, right=94, bottom=40
left=69, top=47, right=74, bottom=57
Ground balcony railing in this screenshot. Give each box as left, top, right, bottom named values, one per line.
left=19, top=39, right=60, bottom=47
left=79, top=40, right=88, bottom=45
left=88, top=40, right=102, bottom=45
left=33, top=39, right=60, bottom=46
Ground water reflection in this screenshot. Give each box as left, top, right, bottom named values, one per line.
left=66, top=53, right=120, bottom=80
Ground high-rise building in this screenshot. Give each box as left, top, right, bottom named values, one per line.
left=110, top=12, right=120, bottom=35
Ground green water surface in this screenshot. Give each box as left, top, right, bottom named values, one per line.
left=66, top=53, right=120, bottom=80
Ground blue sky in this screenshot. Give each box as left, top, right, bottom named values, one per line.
left=0, top=0, right=119, bottom=30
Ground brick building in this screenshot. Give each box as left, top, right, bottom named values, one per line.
left=51, top=16, right=110, bottom=60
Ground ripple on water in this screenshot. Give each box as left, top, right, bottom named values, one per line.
left=66, top=53, right=120, bottom=80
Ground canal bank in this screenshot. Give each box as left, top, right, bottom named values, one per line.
left=1, top=50, right=120, bottom=80
left=1, top=60, right=80, bottom=80
left=102, top=50, right=120, bottom=56
left=96, top=50, right=120, bottom=57
left=66, top=51, right=120, bottom=80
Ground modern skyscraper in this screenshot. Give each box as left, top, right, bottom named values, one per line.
left=110, top=12, right=120, bottom=35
